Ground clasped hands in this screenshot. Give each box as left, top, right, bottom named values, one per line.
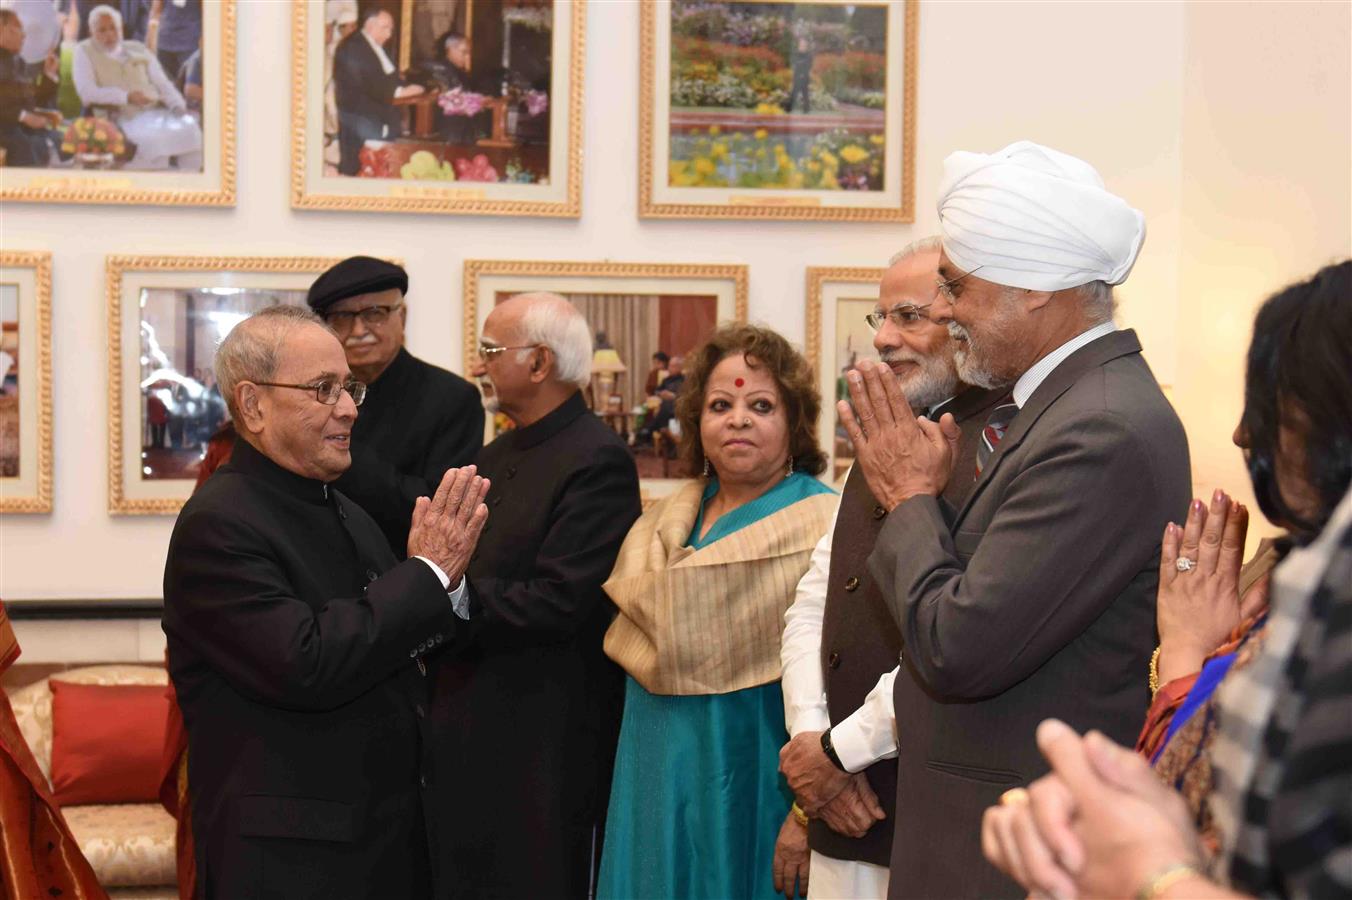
left=406, top=465, right=490, bottom=584
left=778, top=731, right=885, bottom=838
left=837, top=359, right=961, bottom=512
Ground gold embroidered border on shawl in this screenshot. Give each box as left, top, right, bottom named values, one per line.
left=603, top=480, right=836, bottom=696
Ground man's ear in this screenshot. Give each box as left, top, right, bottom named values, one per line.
left=529, top=346, right=553, bottom=384
left=235, top=383, right=265, bottom=436
left=1023, top=289, right=1056, bottom=313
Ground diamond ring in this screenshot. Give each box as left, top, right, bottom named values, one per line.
left=1176, top=556, right=1196, bottom=573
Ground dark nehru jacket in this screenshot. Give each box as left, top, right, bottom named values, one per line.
left=162, top=438, right=458, bottom=900
left=430, top=391, right=641, bottom=900
left=810, top=386, right=1005, bottom=866
left=333, top=347, right=483, bottom=554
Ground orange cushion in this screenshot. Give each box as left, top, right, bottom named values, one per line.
left=49, top=680, right=170, bottom=806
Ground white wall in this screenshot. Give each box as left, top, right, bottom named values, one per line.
left=1, top=0, right=1348, bottom=604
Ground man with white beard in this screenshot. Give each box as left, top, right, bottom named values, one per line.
left=777, top=237, right=1005, bottom=899
left=838, top=141, right=1189, bottom=897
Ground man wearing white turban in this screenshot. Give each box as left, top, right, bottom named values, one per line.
left=837, top=141, right=1190, bottom=898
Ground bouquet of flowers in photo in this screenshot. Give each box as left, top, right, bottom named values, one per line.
left=60, top=117, right=125, bottom=157
left=438, top=87, right=487, bottom=117
left=523, top=90, right=548, bottom=117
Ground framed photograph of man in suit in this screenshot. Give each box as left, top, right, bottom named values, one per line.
left=463, top=259, right=748, bottom=503
left=292, top=0, right=584, bottom=217
left=805, top=266, right=883, bottom=486
left=106, top=255, right=343, bottom=514
left=640, top=0, right=915, bottom=221
left=0, top=0, right=235, bottom=207
left=0, top=252, right=52, bottom=514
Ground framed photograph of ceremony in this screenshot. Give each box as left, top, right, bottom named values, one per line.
left=291, top=0, right=584, bottom=216
left=0, top=0, right=235, bottom=207
left=0, top=252, right=52, bottom=514
left=640, top=0, right=915, bottom=221
left=106, top=255, right=341, bottom=514
left=805, top=265, right=883, bottom=486
left=464, top=259, right=748, bottom=502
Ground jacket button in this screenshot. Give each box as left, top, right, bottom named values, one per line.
left=408, top=649, right=417, bottom=658
left=420, top=774, right=428, bottom=789
left=828, top=651, right=841, bottom=669
left=844, top=576, right=860, bottom=592
left=872, top=505, right=887, bottom=520
left=366, top=569, right=378, bottom=583
left=506, top=466, right=517, bottom=479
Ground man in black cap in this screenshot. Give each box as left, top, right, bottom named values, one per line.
left=308, top=256, right=483, bottom=555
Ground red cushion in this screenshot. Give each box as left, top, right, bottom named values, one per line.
left=49, top=680, right=170, bottom=806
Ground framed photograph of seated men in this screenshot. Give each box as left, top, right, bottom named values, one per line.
left=0, top=0, right=236, bottom=207
left=639, top=0, right=915, bottom=221
left=805, top=266, right=883, bottom=486
left=106, top=255, right=340, bottom=515
left=0, top=252, right=52, bottom=513
left=464, top=259, right=748, bottom=502
left=291, top=0, right=584, bottom=217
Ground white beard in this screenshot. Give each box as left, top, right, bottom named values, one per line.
left=878, top=348, right=959, bottom=410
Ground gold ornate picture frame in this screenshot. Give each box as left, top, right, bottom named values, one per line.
left=0, top=1, right=236, bottom=207
left=806, top=265, right=883, bottom=485
left=464, top=259, right=749, bottom=502
left=106, top=255, right=342, bottom=515
left=0, top=252, right=53, bottom=513
left=291, top=0, right=584, bottom=217
left=640, top=0, right=915, bottom=221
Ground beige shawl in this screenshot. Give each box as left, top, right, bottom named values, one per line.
left=603, top=480, right=836, bottom=696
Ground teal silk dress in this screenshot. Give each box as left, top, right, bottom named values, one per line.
left=598, top=472, right=835, bottom=899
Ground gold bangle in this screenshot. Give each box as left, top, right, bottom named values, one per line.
left=1149, top=645, right=1162, bottom=699
left=790, top=802, right=809, bottom=827
left=1135, top=862, right=1201, bottom=900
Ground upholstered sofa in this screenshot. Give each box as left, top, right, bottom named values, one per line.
left=8, top=665, right=178, bottom=900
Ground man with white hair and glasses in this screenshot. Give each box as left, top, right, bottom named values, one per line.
left=430, top=292, right=641, bottom=899
left=838, top=142, right=1190, bottom=897
left=778, top=237, right=1004, bottom=898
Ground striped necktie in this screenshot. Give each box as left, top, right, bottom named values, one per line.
left=975, top=395, right=1018, bottom=478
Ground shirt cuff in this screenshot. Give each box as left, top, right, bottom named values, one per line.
left=831, top=705, right=897, bottom=773
left=790, top=706, right=831, bottom=737
left=413, top=557, right=471, bottom=621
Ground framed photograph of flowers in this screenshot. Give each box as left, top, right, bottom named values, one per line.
left=106, top=255, right=341, bottom=514
left=0, top=0, right=236, bottom=207
left=463, top=259, right=748, bottom=503
left=640, top=0, right=915, bottom=221
left=0, top=252, right=52, bottom=513
left=805, top=266, right=883, bottom=485
left=291, top=0, right=584, bottom=217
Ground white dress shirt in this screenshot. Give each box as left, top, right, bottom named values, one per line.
left=781, top=473, right=899, bottom=773
left=414, top=557, right=471, bottom=620
left=1011, top=320, right=1117, bottom=408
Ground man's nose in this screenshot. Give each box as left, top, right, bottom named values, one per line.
left=334, top=388, right=359, bottom=419
left=927, top=294, right=954, bottom=325
left=873, top=322, right=900, bottom=354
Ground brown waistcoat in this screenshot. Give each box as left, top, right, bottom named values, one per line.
left=810, top=387, right=1006, bottom=865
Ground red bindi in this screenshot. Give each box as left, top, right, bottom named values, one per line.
left=734, top=377, right=744, bottom=387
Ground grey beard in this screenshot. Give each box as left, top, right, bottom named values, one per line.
left=879, top=350, right=959, bottom=410
left=949, top=323, right=1011, bottom=391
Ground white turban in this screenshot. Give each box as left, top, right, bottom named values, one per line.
left=937, top=141, right=1146, bottom=292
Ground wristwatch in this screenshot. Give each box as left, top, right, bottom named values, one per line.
left=820, top=728, right=847, bottom=772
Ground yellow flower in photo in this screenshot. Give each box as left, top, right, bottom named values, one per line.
left=819, top=151, right=840, bottom=170
left=869, top=134, right=885, bottom=146
left=806, top=160, right=822, bottom=172
left=820, top=170, right=839, bottom=189
left=754, top=147, right=768, bottom=160
left=711, top=141, right=729, bottom=161
left=708, top=125, right=722, bottom=137
left=694, top=156, right=717, bottom=177
left=840, top=145, right=869, bottom=165
left=754, top=102, right=785, bottom=115
left=754, top=128, right=768, bottom=141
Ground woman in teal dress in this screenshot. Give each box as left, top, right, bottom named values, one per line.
left=599, top=324, right=837, bottom=899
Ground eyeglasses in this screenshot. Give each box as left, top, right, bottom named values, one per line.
left=935, top=265, right=985, bottom=303
left=254, top=378, right=367, bottom=406
left=477, top=343, right=539, bottom=362
left=323, top=303, right=403, bottom=333
left=865, top=302, right=933, bottom=332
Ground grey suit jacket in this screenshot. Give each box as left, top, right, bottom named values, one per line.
left=869, top=329, right=1191, bottom=898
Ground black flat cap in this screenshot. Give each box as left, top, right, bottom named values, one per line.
left=307, top=256, right=408, bottom=313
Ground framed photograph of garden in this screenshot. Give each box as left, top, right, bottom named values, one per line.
left=805, top=266, right=883, bottom=485
left=106, top=255, right=340, bottom=514
left=0, top=252, right=52, bottom=514
left=291, top=0, right=584, bottom=217
left=463, top=259, right=748, bottom=503
left=0, top=0, right=235, bottom=207
left=640, top=0, right=915, bottom=221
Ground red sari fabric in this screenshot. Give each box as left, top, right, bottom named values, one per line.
left=0, top=607, right=107, bottom=900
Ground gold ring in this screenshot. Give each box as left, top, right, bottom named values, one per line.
left=999, top=787, right=1030, bottom=807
